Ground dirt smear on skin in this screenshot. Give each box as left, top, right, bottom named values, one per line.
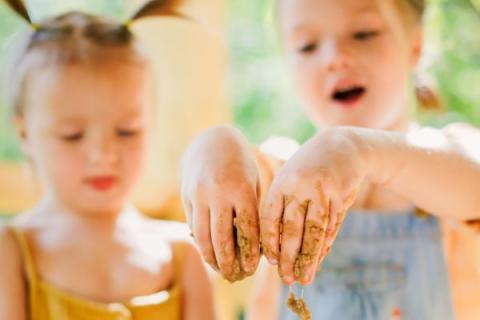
left=227, top=215, right=255, bottom=282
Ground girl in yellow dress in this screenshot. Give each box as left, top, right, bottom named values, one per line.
left=0, top=1, right=215, bottom=319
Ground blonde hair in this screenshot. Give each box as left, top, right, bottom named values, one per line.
left=3, top=0, right=186, bottom=116
left=376, top=0, right=444, bottom=112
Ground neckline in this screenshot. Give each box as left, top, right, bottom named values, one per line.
left=10, top=225, right=182, bottom=310
left=36, top=277, right=180, bottom=309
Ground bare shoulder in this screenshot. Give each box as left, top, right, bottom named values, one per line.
left=0, top=223, right=21, bottom=265
left=0, top=223, right=27, bottom=318
left=0, top=223, right=23, bottom=287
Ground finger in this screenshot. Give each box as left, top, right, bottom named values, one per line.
left=234, top=199, right=260, bottom=274
left=296, top=196, right=329, bottom=285
left=279, top=196, right=308, bottom=284
left=325, top=189, right=356, bottom=248
left=210, top=204, right=235, bottom=279
left=260, top=188, right=284, bottom=265
left=314, top=179, right=337, bottom=244
left=317, top=206, right=347, bottom=267
left=326, top=195, right=341, bottom=242
left=192, top=201, right=218, bottom=270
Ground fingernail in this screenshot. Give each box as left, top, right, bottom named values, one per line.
left=245, top=262, right=255, bottom=273
left=327, top=228, right=335, bottom=237
left=283, top=275, right=294, bottom=284
left=302, top=273, right=310, bottom=284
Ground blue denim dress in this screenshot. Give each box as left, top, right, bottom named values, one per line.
left=279, top=209, right=455, bottom=320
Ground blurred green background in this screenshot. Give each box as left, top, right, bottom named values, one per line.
left=0, top=0, right=479, bottom=161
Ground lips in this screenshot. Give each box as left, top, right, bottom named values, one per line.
left=331, top=83, right=366, bottom=108
left=87, top=176, right=117, bottom=191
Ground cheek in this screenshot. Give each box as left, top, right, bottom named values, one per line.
left=31, top=139, right=84, bottom=188
left=292, top=61, right=326, bottom=106
left=370, top=54, right=409, bottom=104
left=120, top=138, right=146, bottom=180
left=359, top=41, right=410, bottom=99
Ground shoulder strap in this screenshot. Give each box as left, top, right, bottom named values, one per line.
left=8, top=226, right=38, bottom=283
left=171, top=242, right=188, bottom=283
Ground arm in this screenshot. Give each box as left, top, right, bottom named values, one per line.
left=245, top=258, right=281, bottom=320
left=260, top=124, right=480, bottom=286
left=0, top=226, right=27, bottom=320
left=180, top=242, right=216, bottom=320
left=359, top=124, right=480, bottom=220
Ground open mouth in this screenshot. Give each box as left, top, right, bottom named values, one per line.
left=332, top=86, right=366, bottom=104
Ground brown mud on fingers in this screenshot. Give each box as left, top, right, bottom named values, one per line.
left=284, top=195, right=296, bottom=208
left=260, top=217, right=281, bottom=262
left=227, top=216, right=256, bottom=282
left=235, top=215, right=253, bottom=264
left=229, top=256, right=250, bottom=282
left=298, top=199, right=309, bottom=215
left=294, top=220, right=324, bottom=280
left=287, top=287, right=312, bottom=320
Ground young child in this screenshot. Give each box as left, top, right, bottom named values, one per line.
left=180, top=0, right=480, bottom=319
left=0, top=1, right=214, bottom=319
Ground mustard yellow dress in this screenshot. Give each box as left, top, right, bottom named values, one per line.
left=10, top=227, right=183, bottom=320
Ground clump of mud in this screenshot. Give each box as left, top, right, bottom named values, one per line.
left=287, top=288, right=312, bottom=320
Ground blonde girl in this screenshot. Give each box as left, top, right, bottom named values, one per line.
left=181, top=0, right=480, bottom=319
left=0, top=1, right=214, bottom=319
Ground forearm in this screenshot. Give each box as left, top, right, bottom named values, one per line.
left=181, top=243, right=216, bottom=320
left=352, top=127, right=480, bottom=220
left=245, top=260, right=281, bottom=320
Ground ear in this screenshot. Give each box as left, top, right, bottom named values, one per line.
left=14, top=115, right=31, bottom=155
left=409, top=24, right=423, bottom=69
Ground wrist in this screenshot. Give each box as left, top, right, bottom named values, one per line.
left=342, top=127, right=382, bottom=184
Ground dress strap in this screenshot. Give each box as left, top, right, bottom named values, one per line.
left=171, top=242, right=188, bottom=283
left=8, top=226, right=38, bottom=283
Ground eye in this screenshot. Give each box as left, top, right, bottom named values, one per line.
left=353, top=30, right=380, bottom=41
left=298, top=42, right=317, bottom=54
left=60, top=132, right=83, bottom=142
left=117, top=128, right=140, bottom=137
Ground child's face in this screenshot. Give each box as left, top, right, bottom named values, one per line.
left=279, top=0, right=422, bottom=129
left=18, top=63, right=151, bottom=216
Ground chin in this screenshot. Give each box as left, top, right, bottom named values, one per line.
left=84, top=206, right=124, bottom=217
left=80, top=199, right=126, bottom=217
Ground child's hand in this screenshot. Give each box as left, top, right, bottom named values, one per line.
left=261, top=128, right=365, bottom=285
left=181, top=126, right=261, bottom=281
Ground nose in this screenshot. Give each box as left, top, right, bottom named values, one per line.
left=318, top=37, right=350, bottom=72
left=86, top=130, right=119, bottom=166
